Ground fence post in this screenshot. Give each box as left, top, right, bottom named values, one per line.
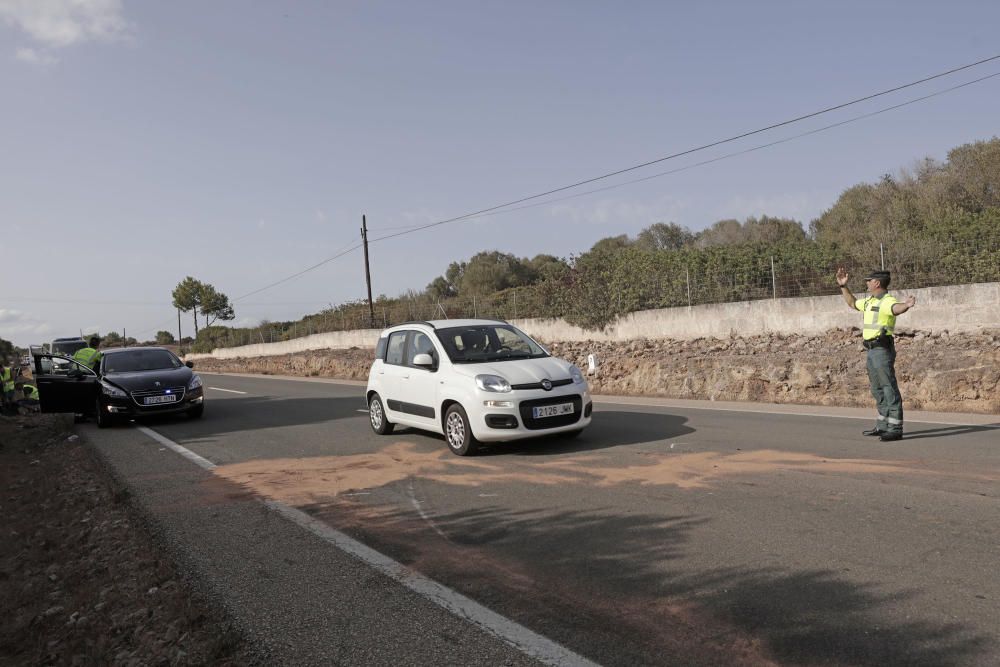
left=686, top=266, right=692, bottom=307
left=880, top=243, right=886, bottom=270
left=513, top=288, right=517, bottom=320
left=771, top=256, right=777, bottom=299
left=473, top=295, right=477, bottom=318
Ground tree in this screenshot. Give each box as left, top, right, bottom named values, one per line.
left=171, top=277, right=236, bottom=334
left=426, top=276, right=456, bottom=300
left=635, top=222, right=694, bottom=251
left=199, top=283, right=235, bottom=328
left=156, top=331, right=175, bottom=345
left=172, top=276, right=203, bottom=336
left=103, top=331, right=123, bottom=346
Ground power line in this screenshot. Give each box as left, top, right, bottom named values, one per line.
left=365, top=54, right=1000, bottom=245
left=233, top=239, right=363, bottom=302
left=415, top=70, right=1000, bottom=226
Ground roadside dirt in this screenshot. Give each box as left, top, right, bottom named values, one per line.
left=0, top=413, right=250, bottom=666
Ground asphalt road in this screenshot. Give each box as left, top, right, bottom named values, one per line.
left=81, top=373, right=1000, bottom=666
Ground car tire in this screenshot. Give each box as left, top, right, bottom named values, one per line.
left=369, top=393, right=394, bottom=435
left=444, top=404, right=479, bottom=456
left=95, top=399, right=114, bottom=429
left=188, top=404, right=204, bottom=419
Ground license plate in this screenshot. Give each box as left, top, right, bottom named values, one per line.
left=532, top=402, right=574, bottom=419
left=144, top=394, right=178, bottom=405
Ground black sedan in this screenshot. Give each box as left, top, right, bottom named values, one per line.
left=33, top=347, right=205, bottom=428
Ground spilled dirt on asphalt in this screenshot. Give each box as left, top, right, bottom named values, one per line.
left=209, top=440, right=946, bottom=504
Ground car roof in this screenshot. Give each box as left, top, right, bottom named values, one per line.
left=382, top=319, right=508, bottom=333
left=102, top=346, right=170, bottom=355
left=53, top=337, right=86, bottom=342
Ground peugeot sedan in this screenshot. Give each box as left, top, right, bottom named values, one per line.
left=32, top=347, right=205, bottom=427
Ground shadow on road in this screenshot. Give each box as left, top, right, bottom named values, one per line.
left=321, top=501, right=994, bottom=667
left=411, top=409, right=697, bottom=458
left=900, top=423, right=1000, bottom=441
left=131, top=395, right=367, bottom=439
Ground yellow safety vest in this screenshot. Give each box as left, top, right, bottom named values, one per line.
left=855, top=294, right=898, bottom=340
left=72, top=347, right=101, bottom=369
left=1, top=367, right=13, bottom=392
left=22, top=384, right=39, bottom=399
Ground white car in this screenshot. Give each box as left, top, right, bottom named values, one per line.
left=366, top=319, right=592, bottom=455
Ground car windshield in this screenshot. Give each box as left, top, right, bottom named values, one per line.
left=435, top=324, right=548, bottom=364
left=104, top=349, right=183, bottom=373
left=52, top=341, right=86, bottom=355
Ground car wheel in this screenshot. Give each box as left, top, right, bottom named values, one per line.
left=95, top=399, right=113, bottom=429
left=369, top=393, right=394, bottom=435
left=188, top=403, right=204, bottom=419
left=444, top=404, right=479, bottom=456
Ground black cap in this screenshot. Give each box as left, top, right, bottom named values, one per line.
left=864, top=269, right=890, bottom=282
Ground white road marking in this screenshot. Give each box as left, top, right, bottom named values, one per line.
left=210, top=387, right=248, bottom=394
left=356, top=409, right=370, bottom=413
left=136, top=426, right=600, bottom=667
left=408, top=478, right=450, bottom=541
left=137, top=426, right=217, bottom=470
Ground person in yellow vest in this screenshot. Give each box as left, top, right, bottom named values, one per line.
left=19, top=383, right=40, bottom=412
left=72, top=336, right=103, bottom=371
left=836, top=268, right=916, bottom=441
left=1, top=360, right=16, bottom=412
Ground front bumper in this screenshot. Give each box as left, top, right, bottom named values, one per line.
left=100, top=386, right=204, bottom=418
left=470, top=387, right=592, bottom=442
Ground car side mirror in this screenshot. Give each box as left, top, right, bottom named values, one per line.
left=185, top=361, right=194, bottom=369
left=413, top=353, right=434, bottom=367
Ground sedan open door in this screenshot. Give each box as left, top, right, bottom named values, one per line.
left=32, top=354, right=99, bottom=414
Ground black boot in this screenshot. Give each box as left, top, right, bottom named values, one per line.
left=862, top=427, right=883, bottom=436
left=879, top=432, right=903, bottom=442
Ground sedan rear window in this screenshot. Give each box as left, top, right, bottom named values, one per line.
left=104, top=350, right=183, bottom=373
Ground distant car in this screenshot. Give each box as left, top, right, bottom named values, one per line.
left=32, top=347, right=205, bottom=428
left=49, top=337, right=88, bottom=373
left=366, top=319, right=592, bottom=455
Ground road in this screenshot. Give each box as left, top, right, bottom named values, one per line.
left=81, top=373, right=1000, bottom=666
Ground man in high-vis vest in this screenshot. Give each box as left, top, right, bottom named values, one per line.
left=19, top=383, right=40, bottom=412
left=1, top=360, right=16, bottom=412
left=836, top=268, right=916, bottom=441
left=72, top=336, right=102, bottom=371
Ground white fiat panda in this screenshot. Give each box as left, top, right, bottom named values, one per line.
left=366, top=319, right=592, bottom=455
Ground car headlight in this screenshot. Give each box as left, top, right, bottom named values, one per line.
left=188, top=374, right=203, bottom=390
left=569, top=365, right=584, bottom=384
left=100, top=381, right=127, bottom=398
left=475, top=374, right=511, bottom=393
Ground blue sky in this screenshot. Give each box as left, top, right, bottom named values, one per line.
left=1, top=1, right=998, bottom=347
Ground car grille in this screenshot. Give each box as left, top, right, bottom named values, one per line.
left=130, top=386, right=186, bottom=407
left=518, top=394, right=583, bottom=430
left=510, top=378, right=573, bottom=391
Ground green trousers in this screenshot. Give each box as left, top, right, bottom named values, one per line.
left=866, top=345, right=903, bottom=434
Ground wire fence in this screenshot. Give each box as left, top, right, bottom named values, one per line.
left=197, top=232, right=1000, bottom=351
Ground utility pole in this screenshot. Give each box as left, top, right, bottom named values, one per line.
left=177, top=308, right=183, bottom=355
left=361, top=214, right=376, bottom=329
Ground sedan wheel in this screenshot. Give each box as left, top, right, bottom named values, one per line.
left=444, top=404, right=479, bottom=456
left=369, top=394, right=394, bottom=435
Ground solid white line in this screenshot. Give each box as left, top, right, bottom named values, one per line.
left=136, top=426, right=599, bottom=667
left=210, top=387, right=248, bottom=394
left=356, top=409, right=370, bottom=413
left=136, top=426, right=217, bottom=471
